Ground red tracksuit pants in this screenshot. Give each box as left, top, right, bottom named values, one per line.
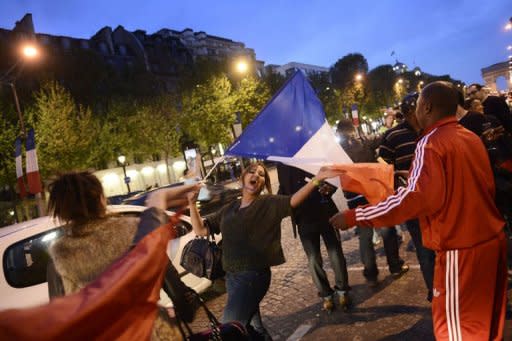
left=432, top=232, right=507, bottom=341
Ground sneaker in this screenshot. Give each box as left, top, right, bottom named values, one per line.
left=391, top=264, right=409, bottom=278
left=338, top=292, right=351, bottom=311
left=322, top=295, right=334, bottom=313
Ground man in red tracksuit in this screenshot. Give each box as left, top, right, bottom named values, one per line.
left=329, top=81, right=507, bottom=340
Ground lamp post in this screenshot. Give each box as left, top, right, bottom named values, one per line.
left=117, top=155, right=131, bottom=194
left=1, top=43, right=44, bottom=218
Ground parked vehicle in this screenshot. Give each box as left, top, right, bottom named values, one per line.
left=121, top=182, right=242, bottom=216
left=0, top=205, right=214, bottom=310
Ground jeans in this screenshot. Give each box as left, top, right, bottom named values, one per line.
left=224, top=269, right=272, bottom=340
left=406, top=219, right=436, bottom=300
left=358, top=226, right=404, bottom=280
left=299, top=221, right=350, bottom=297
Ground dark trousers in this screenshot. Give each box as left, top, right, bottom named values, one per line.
left=405, top=219, right=436, bottom=300
left=298, top=221, right=350, bottom=297
left=224, top=269, right=272, bottom=340
left=358, top=226, right=403, bottom=280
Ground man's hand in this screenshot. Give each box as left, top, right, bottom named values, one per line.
left=329, top=212, right=349, bottom=230
left=146, top=184, right=201, bottom=210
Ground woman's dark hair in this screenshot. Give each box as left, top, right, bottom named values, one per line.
left=240, top=161, right=272, bottom=194
left=47, top=171, right=106, bottom=225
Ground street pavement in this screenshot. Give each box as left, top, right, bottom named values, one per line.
left=191, top=167, right=512, bottom=340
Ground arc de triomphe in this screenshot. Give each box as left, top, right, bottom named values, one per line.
left=481, top=60, right=511, bottom=91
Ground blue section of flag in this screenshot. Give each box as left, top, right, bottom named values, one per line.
left=225, top=70, right=325, bottom=159
left=15, top=137, right=22, bottom=157
left=26, top=128, right=36, bottom=151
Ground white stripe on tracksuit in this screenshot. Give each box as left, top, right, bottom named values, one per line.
left=355, top=129, right=437, bottom=221
left=446, top=250, right=462, bottom=341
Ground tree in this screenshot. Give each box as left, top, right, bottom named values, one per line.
left=262, top=69, right=286, bottom=95
left=0, top=115, right=17, bottom=188
left=365, top=65, right=397, bottom=116
left=131, top=95, right=182, bottom=182
left=180, top=75, right=235, bottom=149
left=330, top=53, right=368, bottom=90
left=232, top=76, right=271, bottom=127
left=27, top=81, right=98, bottom=178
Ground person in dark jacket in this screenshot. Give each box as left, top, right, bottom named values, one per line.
left=467, top=83, right=512, bottom=134
left=337, top=119, right=408, bottom=287
left=379, top=93, right=436, bottom=301
left=277, top=163, right=350, bottom=313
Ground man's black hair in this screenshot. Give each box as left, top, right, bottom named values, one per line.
left=468, top=83, right=483, bottom=90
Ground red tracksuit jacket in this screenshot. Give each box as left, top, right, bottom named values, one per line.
left=344, top=116, right=504, bottom=251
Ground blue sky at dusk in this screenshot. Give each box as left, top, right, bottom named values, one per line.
left=1, top=0, right=511, bottom=87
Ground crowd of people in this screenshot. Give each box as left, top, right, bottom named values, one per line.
left=13, top=81, right=511, bottom=340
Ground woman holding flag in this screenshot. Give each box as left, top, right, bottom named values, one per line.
left=188, top=161, right=335, bottom=340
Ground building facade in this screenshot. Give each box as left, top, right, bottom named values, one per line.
left=0, top=13, right=263, bottom=90
left=267, top=62, right=329, bottom=78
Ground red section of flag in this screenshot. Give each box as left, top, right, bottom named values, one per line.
left=16, top=176, right=26, bottom=199
left=332, top=163, right=394, bottom=204
left=25, top=129, right=43, bottom=194
left=26, top=170, right=42, bottom=195
left=0, top=222, right=177, bottom=341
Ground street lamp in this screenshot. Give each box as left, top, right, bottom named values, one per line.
left=355, top=73, right=363, bottom=82
left=1, top=43, right=45, bottom=217
left=117, top=155, right=131, bottom=194
left=235, top=59, right=249, bottom=74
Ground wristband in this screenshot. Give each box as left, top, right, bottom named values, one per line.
left=312, top=178, right=321, bottom=187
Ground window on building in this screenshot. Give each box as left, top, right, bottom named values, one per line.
left=118, top=44, right=127, bottom=56
left=61, top=38, right=71, bottom=50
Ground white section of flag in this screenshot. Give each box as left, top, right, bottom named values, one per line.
left=26, top=149, right=39, bottom=174
left=268, top=121, right=352, bottom=186
left=15, top=155, right=23, bottom=178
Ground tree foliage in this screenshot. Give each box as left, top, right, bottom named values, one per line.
left=180, top=75, right=235, bottom=149
left=26, top=81, right=98, bottom=178
left=330, top=53, right=368, bottom=90
left=232, top=76, right=271, bottom=127
left=365, top=65, right=397, bottom=116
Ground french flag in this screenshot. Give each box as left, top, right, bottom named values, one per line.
left=14, top=137, right=26, bottom=198
left=25, top=128, right=42, bottom=195
left=225, top=70, right=394, bottom=202
left=225, top=70, right=352, bottom=180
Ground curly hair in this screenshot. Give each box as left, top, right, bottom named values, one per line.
left=47, top=171, right=106, bottom=226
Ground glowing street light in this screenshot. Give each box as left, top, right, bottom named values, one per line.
left=397, top=78, right=404, bottom=85
left=22, top=44, right=38, bottom=59
left=235, top=59, right=249, bottom=74
left=117, top=155, right=131, bottom=194
left=355, top=73, right=363, bottom=82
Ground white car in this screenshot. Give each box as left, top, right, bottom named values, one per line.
left=0, top=205, right=212, bottom=310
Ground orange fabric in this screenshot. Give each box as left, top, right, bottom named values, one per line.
left=0, top=222, right=177, bottom=341
left=345, top=117, right=505, bottom=251
left=432, top=232, right=507, bottom=341
left=331, top=163, right=394, bottom=205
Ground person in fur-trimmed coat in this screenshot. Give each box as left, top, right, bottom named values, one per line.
left=47, top=171, right=181, bottom=340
